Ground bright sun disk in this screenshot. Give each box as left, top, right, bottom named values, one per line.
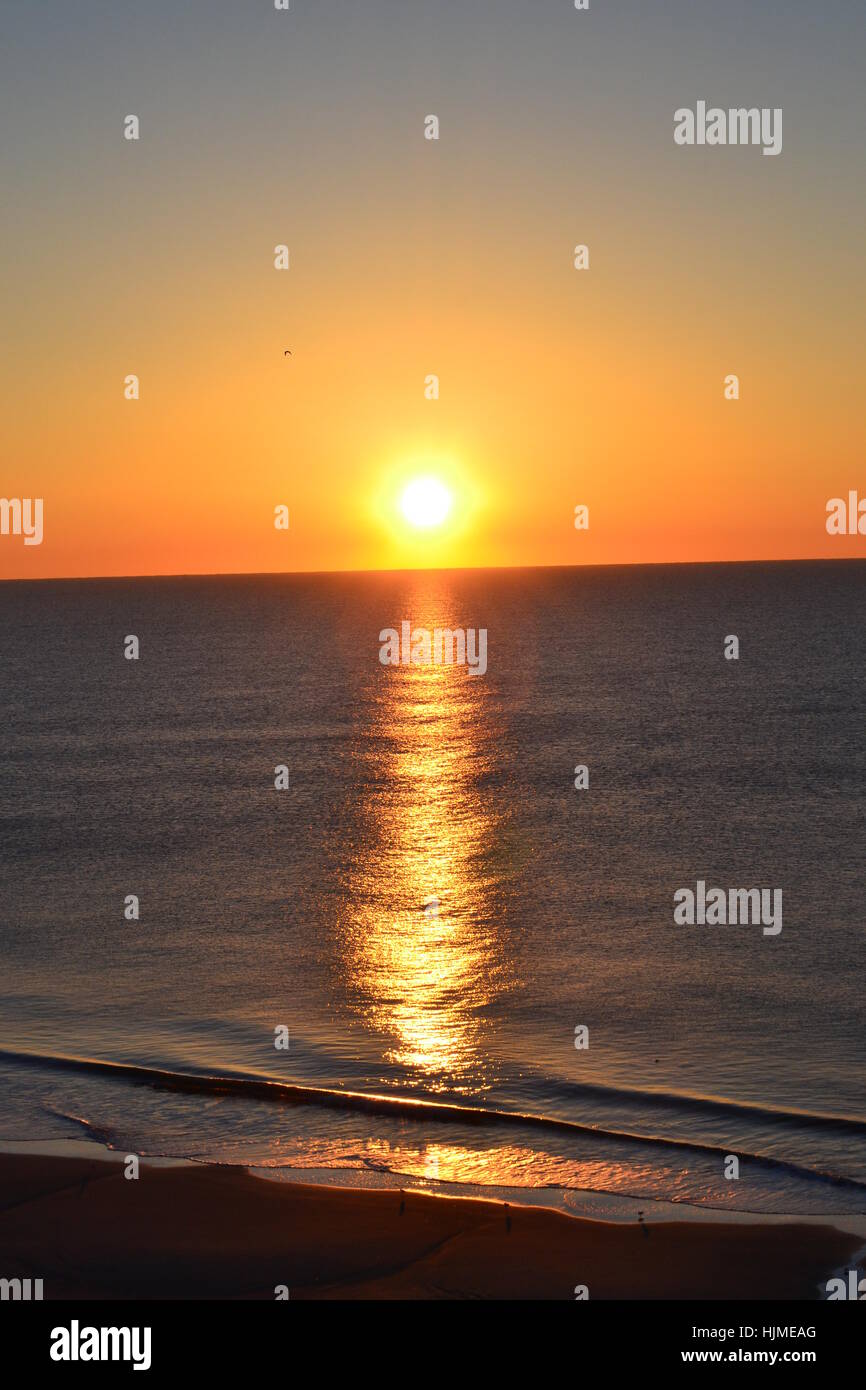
left=400, top=477, right=452, bottom=529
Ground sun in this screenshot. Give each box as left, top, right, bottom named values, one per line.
left=400, top=476, right=452, bottom=529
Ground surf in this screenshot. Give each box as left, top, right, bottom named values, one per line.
left=3, top=1046, right=866, bottom=1198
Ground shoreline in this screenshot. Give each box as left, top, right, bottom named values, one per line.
left=0, top=1144, right=861, bottom=1300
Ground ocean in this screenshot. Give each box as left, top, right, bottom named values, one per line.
left=1, top=561, right=864, bottom=1220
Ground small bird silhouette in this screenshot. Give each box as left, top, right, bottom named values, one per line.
left=283, top=350, right=292, bottom=356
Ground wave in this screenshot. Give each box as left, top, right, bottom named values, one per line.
left=44, top=1106, right=118, bottom=1148
left=543, top=1075, right=866, bottom=1137
left=3, top=1045, right=866, bottom=1195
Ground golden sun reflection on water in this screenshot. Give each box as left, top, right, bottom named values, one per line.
left=342, top=596, right=509, bottom=1092
left=312, top=1137, right=677, bottom=1202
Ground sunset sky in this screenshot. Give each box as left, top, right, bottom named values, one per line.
left=2, top=0, right=864, bottom=579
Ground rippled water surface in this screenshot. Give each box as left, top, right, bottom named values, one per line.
left=1, top=562, right=864, bottom=1215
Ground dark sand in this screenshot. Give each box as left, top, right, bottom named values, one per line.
left=0, top=1152, right=858, bottom=1299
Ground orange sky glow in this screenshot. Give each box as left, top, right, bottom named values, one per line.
left=2, top=3, right=864, bottom=581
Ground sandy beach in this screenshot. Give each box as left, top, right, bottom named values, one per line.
left=0, top=1149, right=859, bottom=1300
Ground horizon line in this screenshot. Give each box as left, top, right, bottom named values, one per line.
left=2, top=554, right=864, bottom=584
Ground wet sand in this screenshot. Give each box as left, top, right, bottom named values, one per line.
left=0, top=1150, right=858, bottom=1300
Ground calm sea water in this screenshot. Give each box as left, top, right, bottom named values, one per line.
left=1, top=562, right=864, bottom=1217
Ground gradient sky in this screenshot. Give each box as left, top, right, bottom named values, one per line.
left=1, top=0, right=864, bottom=578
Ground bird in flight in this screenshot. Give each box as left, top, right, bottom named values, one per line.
left=283, top=350, right=292, bottom=356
